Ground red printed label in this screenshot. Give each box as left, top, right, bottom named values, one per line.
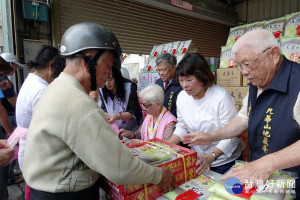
left=176, top=190, right=201, bottom=200
left=290, top=53, right=299, bottom=62
left=297, top=25, right=300, bottom=36
left=273, top=31, right=281, bottom=38
left=228, top=59, right=235, bottom=68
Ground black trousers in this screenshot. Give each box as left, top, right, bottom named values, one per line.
left=30, top=179, right=100, bottom=200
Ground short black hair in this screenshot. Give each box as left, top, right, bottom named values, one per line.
left=52, top=55, right=66, bottom=79
left=28, top=45, right=59, bottom=70
left=176, top=53, right=215, bottom=88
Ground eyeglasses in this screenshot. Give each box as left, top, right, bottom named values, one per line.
left=236, top=48, right=271, bottom=72
left=156, top=68, right=170, bottom=73
left=141, top=102, right=152, bottom=109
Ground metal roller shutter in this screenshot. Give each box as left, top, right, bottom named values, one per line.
left=55, top=0, right=229, bottom=57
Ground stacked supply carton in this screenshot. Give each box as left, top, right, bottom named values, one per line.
left=264, top=17, right=286, bottom=40
left=140, top=40, right=192, bottom=90
left=219, top=46, right=235, bottom=69
left=216, top=68, right=248, bottom=109
left=226, top=25, right=246, bottom=47
left=244, top=21, right=265, bottom=34
left=284, top=12, right=300, bottom=38
left=216, top=68, right=249, bottom=163
left=101, top=138, right=198, bottom=200
left=280, top=37, right=300, bottom=63
left=143, top=40, right=192, bottom=73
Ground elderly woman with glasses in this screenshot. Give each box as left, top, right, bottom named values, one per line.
left=119, top=84, right=177, bottom=144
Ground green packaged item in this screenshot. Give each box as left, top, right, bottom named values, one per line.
left=222, top=161, right=297, bottom=200
left=208, top=182, right=247, bottom=200
left=245, top=21, right=265, bottom=34
left=226, top=25, right=245, bottom=46
left=284, top=12, right=300, bottom=37
left=220, top=46, right=235, bottom=69
left=207, top=195, right=229, bottom=200
left=264, top=17, right=285, bottom=40
left=280, top=36, right=300, bottom=63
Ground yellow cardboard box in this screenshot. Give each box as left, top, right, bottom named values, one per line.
left=217, top=68, right=242, bottom=87
left=223, top=86, right=249, bottom=105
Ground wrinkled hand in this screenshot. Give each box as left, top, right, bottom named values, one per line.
left=0, top=140, right=14, bottom=166
left=222, top=160, right=271, bottom=187
left=158, top=167, right=175, bottom=193
left=182, top=132, right=213, bottom=146
left=119, top=128, right=134, bottom=139
left=107, top=114, right=119, bottom=124
left=0, top=79, right=12, bottom=90
left=196, top=153, right=214, bottom=175
left=125, top=139, right=143, bottom=145
left=0, top=140, right=8, bottom=148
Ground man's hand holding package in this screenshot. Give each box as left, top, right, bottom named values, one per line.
left=0, top=140, right=15, bottom=166
left=222, top=160, right=271, bottom=187
left=157, top=167, right=175, bottom=193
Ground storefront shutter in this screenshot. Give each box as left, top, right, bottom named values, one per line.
left=56, top=0, right=229, bottom=57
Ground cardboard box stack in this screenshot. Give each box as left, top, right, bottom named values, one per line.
left=143, top=40, right=192, bottom=73
left=223, top=11, right=300, bottom=66
left=101, top=138, right=198, bottom=200
left=264, top=16, right=286, bottom=40
left=139, top=40, right=192, bottom=90
left=216, top=68, right=248, bottom=110
left=216, top=68, right=249, bottom=162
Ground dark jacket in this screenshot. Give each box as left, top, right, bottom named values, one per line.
left=247, top=57, right=300, bottom=196
left=155, top=78, right=183, bottom=117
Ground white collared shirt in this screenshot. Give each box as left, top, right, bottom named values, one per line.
left=174, top=85, right=244, bottom=167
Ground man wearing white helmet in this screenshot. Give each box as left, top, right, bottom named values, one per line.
left=23, top=22, right=175, bottom=200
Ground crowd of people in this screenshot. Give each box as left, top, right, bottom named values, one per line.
left=0, top=22, right=299, bottom=200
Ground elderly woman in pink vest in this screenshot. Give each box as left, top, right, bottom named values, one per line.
left=119, top=84, right=177, bottom=144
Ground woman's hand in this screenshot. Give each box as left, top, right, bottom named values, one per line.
left=0, top=140, right=14, bottom=167
left=107, top=114, right=120, bottom=124
left=125, top=139, right=143, bottom=145
left=119, top=129, right=135, bottom=139
left=182, top=132, right=214, bottom=146
left=196, top=153, right=214, bottom=175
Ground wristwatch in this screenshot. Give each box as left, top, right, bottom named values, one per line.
left=211, top=151, right=217, bottom=161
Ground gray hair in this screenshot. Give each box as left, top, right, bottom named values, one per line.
left=232, top=29, right=281, bottom=55
left=139, top=84, right=164, bottom=105
left=156, top=52, right=177, bottom=67
left=66, top=49, right=103, bottom=66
